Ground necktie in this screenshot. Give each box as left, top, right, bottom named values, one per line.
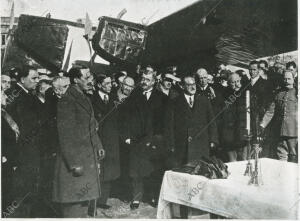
left=104, top=94, right=109, bottom=104
left=189, top=96, right=193, bottom=107
left=143, top=91, right=149, bottom=100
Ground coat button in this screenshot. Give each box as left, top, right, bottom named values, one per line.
left=188, top=136, right=193, bottom=143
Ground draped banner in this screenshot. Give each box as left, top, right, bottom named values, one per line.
left=92, top=16, right=148, bottom=65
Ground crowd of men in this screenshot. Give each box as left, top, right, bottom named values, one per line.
left=1, top=59, right=298, bottom=217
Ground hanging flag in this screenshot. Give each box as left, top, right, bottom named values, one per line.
left=116, top=8, right=127, bottom=19
left=84, top=13, right=93, bottom=40
left=62, top=40, right=73, bottom=72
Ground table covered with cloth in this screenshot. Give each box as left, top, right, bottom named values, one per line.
left=157, top=158, right=299, bottom=219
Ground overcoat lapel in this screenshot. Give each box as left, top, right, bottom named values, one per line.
left=69, top=86, right=92, bottom=115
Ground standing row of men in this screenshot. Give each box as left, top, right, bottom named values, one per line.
left=1, top=59, right=297, bottom=217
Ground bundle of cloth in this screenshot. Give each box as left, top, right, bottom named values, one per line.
left=172, top=156, right=229, bottom=179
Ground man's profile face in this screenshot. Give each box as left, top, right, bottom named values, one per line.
left=140, top=73, right=155, bottom=91
left=1, top=75, right=11, bottom=92
left=76, top=68, right=94, bottom=92
left=98, top=77, right=112, bottom=94
left=21, top=69, right=39, bottom=90
left=249, top=64, right=259, bottom=79
left=183, top=77, right=196, bottom=95
left=121, top=77, right=135, bottom=96
left=283, top=71, right=294, bottom=88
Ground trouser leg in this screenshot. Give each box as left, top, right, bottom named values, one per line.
left=97, top=181, right=111, bottom=205
left=237, top=146, right=248, bottom=161
left=132, top=177, right=143, bottom=202
left=227, top=151, right=237, bottom=162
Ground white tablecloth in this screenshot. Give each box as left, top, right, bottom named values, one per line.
left=157, top=158, right=299, bottom=219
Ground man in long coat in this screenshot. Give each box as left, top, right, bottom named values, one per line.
left=165, top=74, right=219, bottom=166
left=221, top=73, right=247, bottom=162
left=6, top=65, right=41, bottom=218
left=90, top=74, right=120, bottom=209
left=53, top=67, right=105, bottom=217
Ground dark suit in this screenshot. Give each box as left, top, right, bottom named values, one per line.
left=197, top=84, right=225, bottom=134
left=90, top=91, right=120, bottom=205
left=220, top=88, right=247, bottom=161
left=53, top=85, right=103, bottom=217
left=165, top=93, right=219, bottom=166
left=249, top=77, right=271, bottom=139
left=6, top=84, right=42, bottom=218
left=127, top=88, right=169, bottom=201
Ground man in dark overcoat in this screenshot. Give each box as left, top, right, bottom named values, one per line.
left=53, top=67, right=105, bottom=217
left=90, top=74, right=120, bottom=209
left=6, top=65, right=42, bottom=218
left=248, top=60, right=274, bottom=158
left=248, top=60, right=272, bottom=139
left=165, top=74, right=219, bottom=166
left=221, top=73, right=247, bottom=162
left=125, top=68, right=168, bottom=209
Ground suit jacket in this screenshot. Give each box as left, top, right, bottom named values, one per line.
left=197, top=84, right=224, bottom=125
left=249, top=77, right=271, bottom=138
left=91, top=91, right=120, bottom=181
left=165, top=93, right=219, bottom=165
left=220, top=88, right=247, bottom=149
left=53, top=85, right=103, bottom=203
left=261, top=88, right=297, bottom=137
left=126, top=88, right=169, bottom=177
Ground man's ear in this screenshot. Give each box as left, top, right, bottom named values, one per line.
left=20, top=77, right=25, bottom=84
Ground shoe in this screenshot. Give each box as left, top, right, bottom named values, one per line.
left=149, top=198, right=158, bottom=208
left=97, top=203, right=111, bottom=209
left=130, top=201, right=140, bottom=210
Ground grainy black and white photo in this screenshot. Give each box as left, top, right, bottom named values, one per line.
left=0, top=0, right=298, bottom=219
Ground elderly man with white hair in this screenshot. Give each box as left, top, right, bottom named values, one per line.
left=195, top=68, right=216, bottom=100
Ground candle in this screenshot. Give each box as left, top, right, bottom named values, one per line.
left=246, top=90, right=250, bottom=134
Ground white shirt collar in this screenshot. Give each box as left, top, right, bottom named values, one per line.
left=98, top=90, right=108, bottom=101
left=201, top=85, right=208, bottom=91
left=17, top=82, right=29, bottom=94
left=251, top=75, right=260, bottom=86
left=159, top=84, right=169, bottom=96
left=117, top=88, right=127, bottom=101
left=184, top=93, right=194, bottom=106
left=143, top=88, right=153, bottom=100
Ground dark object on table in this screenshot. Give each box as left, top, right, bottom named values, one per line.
left=172, top=156, right=229, bottom=179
